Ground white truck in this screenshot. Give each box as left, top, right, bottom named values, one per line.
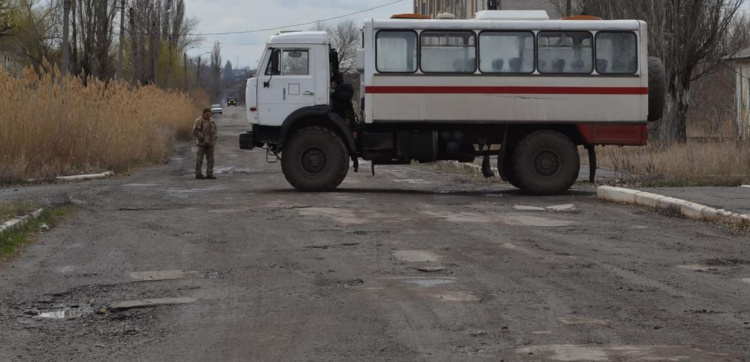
left=240, top=11, right=664, bottom=194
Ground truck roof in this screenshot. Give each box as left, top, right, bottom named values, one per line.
left=369, top=18, right=642, bottom=31
left=268, top=31, right=328, bottom=45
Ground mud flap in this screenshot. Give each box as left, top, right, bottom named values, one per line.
left=587, top=145, right=597, bottom=183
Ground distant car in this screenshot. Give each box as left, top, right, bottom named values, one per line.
left=227, top=98, right=237, bottom=107
left=211, top=104, right=223, bottom=114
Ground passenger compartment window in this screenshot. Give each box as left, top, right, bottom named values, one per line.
left=376, top=31, right=418, bottom=73
left=420, top=30, right=477, bottom=73
left=479, top=31, right=535, bottom=74
left=538, top=32, right=593, bottom=74
left=596, top=32, right=637, bottom=74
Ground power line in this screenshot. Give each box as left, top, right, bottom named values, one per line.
left=187, top=0, right=406, bottom=36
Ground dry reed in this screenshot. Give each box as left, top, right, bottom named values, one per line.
left=0, top=67, right=207, bottom=183
left=584, top=142, right=750, bottom=186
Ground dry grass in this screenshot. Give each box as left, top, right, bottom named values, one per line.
left=584, top=142, right=750, bottom=186
left=0, top=67, right=208, bottom=183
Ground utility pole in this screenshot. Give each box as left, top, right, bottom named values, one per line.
left=117, top=0, right=125, bottom=81
left=62, top=0, right=71, bottom=75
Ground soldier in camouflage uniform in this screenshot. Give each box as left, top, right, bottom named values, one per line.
left=193, top=108, right=218, bottom=179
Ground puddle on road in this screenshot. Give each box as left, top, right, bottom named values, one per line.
left=37, top=305, right=95, bottom=319
left=516, top=344, right=734, bottom=361
left=558, top=317, right=609, bottom=326
left=405, top=278, right=456, bottom=287
left=127, top=270, right=203, bottom=282
left=393, top=250, right=443, bottom=263
left=392, top=179, right=434, bottom=185
left=741, top=278, right=750, bottom=284
left=123, top=183, right=158, bottom=188
left=422, top=211, right=574, bottom=227
left=677, top=264, right=719, bottom=272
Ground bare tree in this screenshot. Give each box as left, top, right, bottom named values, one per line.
left=4, top=0, right=58, bottom=70
left=72, top=0, right=118, bottom=80
left=0, top=0, right=15, bottom=37
left=314, top=20, right=359, bottom=74
left=210, top=41, right=221, bottom=99
left=551, top=0, right=744, bottom=144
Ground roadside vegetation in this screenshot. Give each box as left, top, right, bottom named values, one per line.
left=0, top=67, right=208, bottom=183
left=587, top=143, right=750, bottom=187
left=0, top=204, right=76, bottom=261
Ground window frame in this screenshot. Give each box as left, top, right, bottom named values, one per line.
left=595, top=31, right=639, bottom=75
left=477, top=30, right=536, bottom=75
left=419, top=29, right=478, bottom=74
left=536, top=31, right=595, bottom=75
left=375, top=29, right=420, bottom=74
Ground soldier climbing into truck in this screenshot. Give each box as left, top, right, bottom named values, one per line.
left=240, top=10, right=665, bottom=195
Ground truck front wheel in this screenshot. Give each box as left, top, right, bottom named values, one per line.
left=512, top=130, right=579, bottom=195
left=282, top=127, right=349, bottom=192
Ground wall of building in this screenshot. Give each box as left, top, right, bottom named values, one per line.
left=414, top=0, right=576, bottom=19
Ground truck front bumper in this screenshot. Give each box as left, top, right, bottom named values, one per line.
left=239, top=131, right=256, bottom=150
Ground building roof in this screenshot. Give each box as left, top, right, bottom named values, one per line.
left=729, top=47, right=750, bottom=61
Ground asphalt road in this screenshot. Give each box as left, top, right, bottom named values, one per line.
left=1, top=106, right=750, bottom=361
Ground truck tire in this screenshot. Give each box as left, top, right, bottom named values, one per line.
left=647, top=56, right=665, bottom=122
left=282, top=127, right=349, bottom=192
left=512, top=130, right=579, bottom=195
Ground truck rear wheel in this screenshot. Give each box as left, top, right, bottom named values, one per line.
left=512, top=130, right=579, bottom=195
left=282, top=127, right=349, bottom=192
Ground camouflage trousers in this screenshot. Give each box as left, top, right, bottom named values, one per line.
left=195, top=146, right=215, bottom=176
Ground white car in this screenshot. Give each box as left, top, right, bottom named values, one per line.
left=211, top=104, right=223, bottom=114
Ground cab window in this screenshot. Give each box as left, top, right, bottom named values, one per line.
left=282, top=50, right=309, bottom=75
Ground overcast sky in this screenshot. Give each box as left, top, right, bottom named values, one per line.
left=183, top=0, right=750, bottom=71
left=183, top=0, right=412, bottom=70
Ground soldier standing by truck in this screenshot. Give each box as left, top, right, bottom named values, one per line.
left=194, top=108, right=218, bottom=180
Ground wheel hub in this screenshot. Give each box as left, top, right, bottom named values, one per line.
left=533, top=150, right=561, bottom=178
left=301, top=147, right=327, bottom=175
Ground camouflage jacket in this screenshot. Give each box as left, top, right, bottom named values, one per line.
left=193, top=117, right=218, bottom=147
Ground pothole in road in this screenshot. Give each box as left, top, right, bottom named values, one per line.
left=516, top=344, right=735, bottom=361
left=393, top=250, right=443, bottom=263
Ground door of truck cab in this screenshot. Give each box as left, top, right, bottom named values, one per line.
left=257, top=46, right=325, bottom=126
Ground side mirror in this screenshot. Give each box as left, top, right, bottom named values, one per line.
left=264, top=49, right=280, bottom=88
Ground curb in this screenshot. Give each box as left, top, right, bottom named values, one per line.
left=597, top=186, right=750, bottom=227
left=0, top=208, right=44, bottom=234
left=27, top=171, right=115, bottom=183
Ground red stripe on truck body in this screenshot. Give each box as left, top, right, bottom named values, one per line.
left=365, top=86, right=649, bottom=95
